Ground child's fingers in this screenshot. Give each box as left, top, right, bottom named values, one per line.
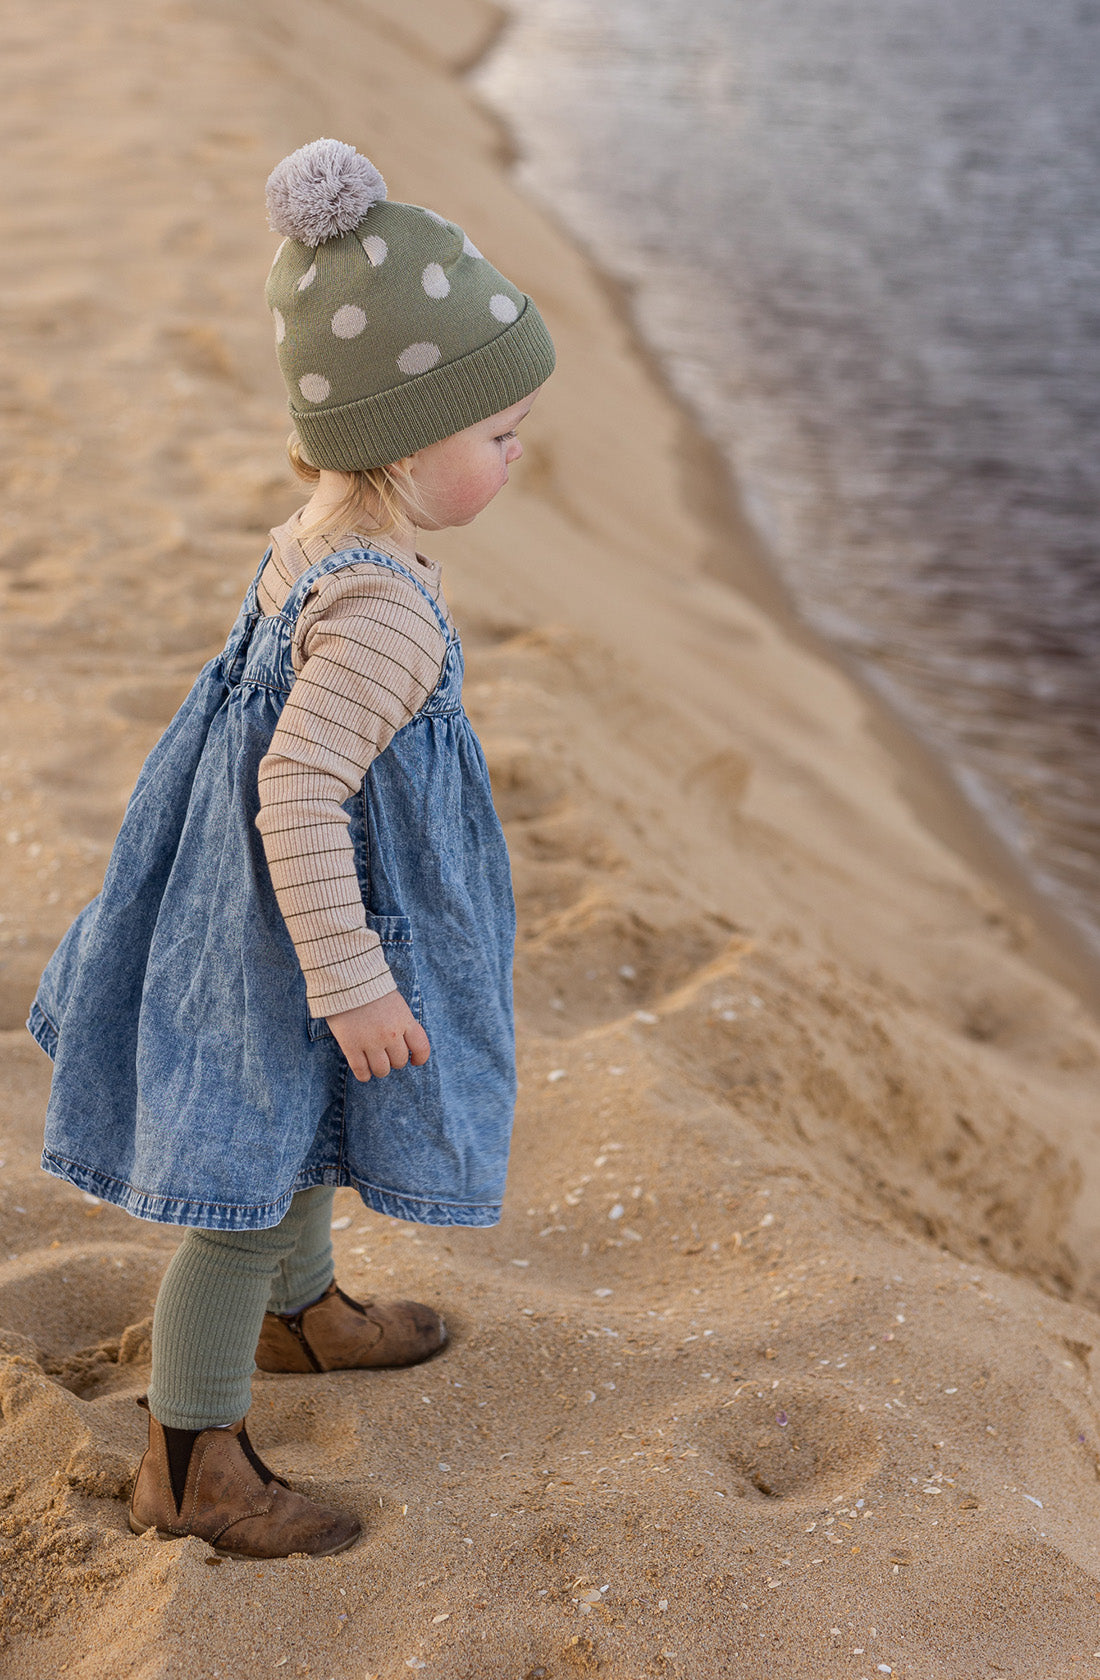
left=406, top=1022, right=431, bottom=1065
left=365, top=1027, right=419, bottom=1078
left=344, top=1049, right=371, bottom=1083
left=353, top=1030, right=428, bottom=1080
left=366, top=1043, right=397, bottom=1079
left=386, top=1035, right=410, bottom=1071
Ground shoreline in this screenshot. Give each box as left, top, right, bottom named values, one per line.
left=675, top=381, right=1100, bottom=1023
left=471, top=3, right=1100, bottom=1025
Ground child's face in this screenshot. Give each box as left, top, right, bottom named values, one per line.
left=407, top=392, right=538, bottom=531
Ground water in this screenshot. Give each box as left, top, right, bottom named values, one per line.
left=476, top=0, right=1100, bottom=951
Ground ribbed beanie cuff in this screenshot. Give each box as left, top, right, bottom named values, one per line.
left=289, top=298, right=555, bottom=471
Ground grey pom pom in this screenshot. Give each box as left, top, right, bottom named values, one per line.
left=266, top=138, right=387, bottom=245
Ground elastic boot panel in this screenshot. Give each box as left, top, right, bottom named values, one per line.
left=161, top=1425, right=202, bottom=1514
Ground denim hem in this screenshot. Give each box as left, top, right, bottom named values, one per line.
left=40, top=1150, right=503, bottom=1231
left=27, top=1001, right=58, bottom=1060
left=352, top=1177, right=501, bottom=1228
left=40, top=1150, right=296, bottom=1231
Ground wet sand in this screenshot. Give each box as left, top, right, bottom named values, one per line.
left=2, top=1, right=1100, bottom=1674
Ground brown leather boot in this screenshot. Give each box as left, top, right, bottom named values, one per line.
left=254, top=1280, right=446, bottom=1373
left=128, top=1401, right=361, bottom=1558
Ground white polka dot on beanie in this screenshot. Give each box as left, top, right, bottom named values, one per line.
left=331, top=304, right=367, bottom=339
left=421, top=263, right=450, bottom=299
left=264, top=137, right=555, bottom=470
left=397, top=342, right=443, bottom=376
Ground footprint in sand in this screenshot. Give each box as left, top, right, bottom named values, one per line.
left=515, top=887, right=740, bottom=1037
left=681, top=747, right=753, bottom=818
left=0, top=1352, right=141, bottom=1503
left=691, top=1380, right=882, bottom=1508
left=0, top=1243, right=164, bottom=1396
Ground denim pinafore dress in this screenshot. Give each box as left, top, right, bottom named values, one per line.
left=28, top=547, right=516, bottom=1231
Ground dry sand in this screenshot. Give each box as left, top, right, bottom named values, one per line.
left=3, top=0, right=1100, bottom=1674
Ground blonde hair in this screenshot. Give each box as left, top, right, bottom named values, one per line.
left=288, top=435, right=427, bottom=539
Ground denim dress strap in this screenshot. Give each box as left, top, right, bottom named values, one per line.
left=279, top=546, right=454, bottom=644
left=213, top=546, right=274, bottom=689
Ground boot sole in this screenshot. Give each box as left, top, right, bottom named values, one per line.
left=128, top=1512, right=362, bottom=1559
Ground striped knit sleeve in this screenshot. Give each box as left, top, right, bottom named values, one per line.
left=256, top=565, right=448, bottom=1018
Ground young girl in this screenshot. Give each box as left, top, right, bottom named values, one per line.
left=28, top=138, right=555, bottom=1559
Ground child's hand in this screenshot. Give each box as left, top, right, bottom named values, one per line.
left=324, top=992, right=431, bottom=1083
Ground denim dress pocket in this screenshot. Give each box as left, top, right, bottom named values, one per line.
left=306, top=912, right=424, bottom=1042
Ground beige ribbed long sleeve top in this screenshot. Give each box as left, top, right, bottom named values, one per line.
left=254, top=513, right=452, bottom=1018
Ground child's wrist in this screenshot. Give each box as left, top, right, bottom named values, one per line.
left=310, top=970, right=397, bottom=1021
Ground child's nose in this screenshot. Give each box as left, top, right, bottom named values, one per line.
left=507, top=436, right=523, bottom=464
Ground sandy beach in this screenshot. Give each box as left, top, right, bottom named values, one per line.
left=3, top=0, right=1100, bottom=1673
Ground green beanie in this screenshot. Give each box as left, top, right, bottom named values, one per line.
left=264, top=138, right=556, bottom=471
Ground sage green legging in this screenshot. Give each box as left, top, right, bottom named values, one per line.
left=147, top=1185, right=337, bottom=1431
